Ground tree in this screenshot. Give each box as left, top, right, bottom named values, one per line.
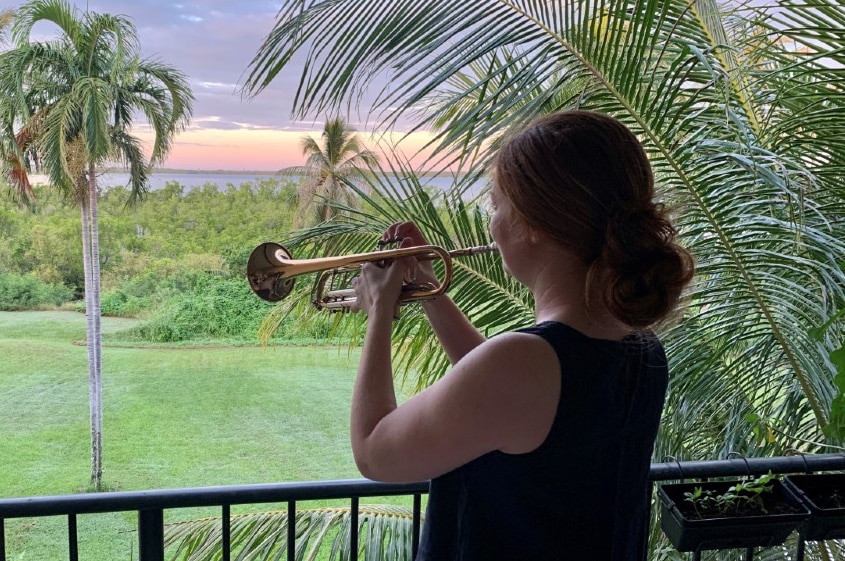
left=245, top=0, right=845, bottom=450
left=0, top=0, right=193, bottom=489
left=0, top=7, right=12, bottom=44
left=238, top=1, right=844, bottom=558
left=281, top=117, right=379, bottom=226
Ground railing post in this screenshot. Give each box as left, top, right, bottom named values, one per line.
left=412, top=493, right=421, bottom=559
left=68, top=514, right=78, bottom=561
left=288, top=501, right=296, bottom=561
left=222, top=504, right=231, bottom=561
left=1, top=517, right=5, bottom=561
left=138, top=508, right=164, bottom=561
left=351, top=496, right=359, bottom=560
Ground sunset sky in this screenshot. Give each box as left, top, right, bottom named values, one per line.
left=11, top=0, right=435, bottom=171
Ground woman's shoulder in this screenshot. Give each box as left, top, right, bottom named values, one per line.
left=520, top=320, right=660, bottom=348
left=481, top=328, right=560, bottom=363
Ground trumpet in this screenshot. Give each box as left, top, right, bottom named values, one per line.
left=247, top=241, right=498, bottom=310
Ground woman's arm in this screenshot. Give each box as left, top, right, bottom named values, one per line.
left=422, top=295, right=485, bottom=364
left=349, top=259, right=560, bottom=483
left=350, top=282, right=401, bottom=478
left=385, top=221, right=486, bottom=363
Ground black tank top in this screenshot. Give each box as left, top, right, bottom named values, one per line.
left=415, top=321, right=668, bottom=561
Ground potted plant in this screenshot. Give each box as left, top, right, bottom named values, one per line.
left=784, top=472, right=845, bottom=541
left=658, top=471, right=810, bottom=552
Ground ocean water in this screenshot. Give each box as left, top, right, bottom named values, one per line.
left=29, top=170, right=484, bottom=196
left=102, top=171, right=281, bottom=190
left=26, top=171, right=278, bottom=190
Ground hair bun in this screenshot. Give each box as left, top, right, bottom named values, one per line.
left=595, top=207, right=694, bottom=328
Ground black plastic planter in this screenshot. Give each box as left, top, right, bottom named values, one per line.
left=784, top=473, right=845, bottom=541
left=658, top=479, right=810, bottom=552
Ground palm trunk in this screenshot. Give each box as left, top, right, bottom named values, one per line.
left=81, top=165, right=103, bottom=489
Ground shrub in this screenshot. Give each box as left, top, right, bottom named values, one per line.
left=126, top=273, right=271, bottom=342
left=0, top=272, right=75, bottom=310
left=99, top=260, right=227, bottom=318
left=100, top=290, right=150, bottom=317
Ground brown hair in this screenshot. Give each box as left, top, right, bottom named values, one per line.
left=493, top=110, right=694, bottom=328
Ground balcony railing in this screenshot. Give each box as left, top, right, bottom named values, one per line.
left=1, top=453, right=844, bottom=561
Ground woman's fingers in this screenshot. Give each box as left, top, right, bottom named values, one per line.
left=382, top=221, right=428, bottom=247
left=348, top=275, right=362, bottom=313
left=375, top=222, right=437, bottom=286
left=353, top=260, right=409, bottom=314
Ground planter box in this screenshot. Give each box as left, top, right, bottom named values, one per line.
left=784, top=473, right=845, bottom=541
left=658, top=479, right=810, bottom=552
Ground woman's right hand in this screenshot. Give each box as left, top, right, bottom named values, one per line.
left=382, top=221, right=437, bottom=286
left=384, top=222, right=487, bottom=363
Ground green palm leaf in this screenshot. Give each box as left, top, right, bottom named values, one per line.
left=165, top=505, right=416, bottom=561
left=246, top=0, right=845, bottom=462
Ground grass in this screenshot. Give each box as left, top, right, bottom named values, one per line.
left=0, top=311, right=414, bottom=560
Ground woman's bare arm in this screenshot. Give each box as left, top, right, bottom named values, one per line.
left=422, top=296, right=486, bottom=364
left=385, top=221, right=487, bottom=363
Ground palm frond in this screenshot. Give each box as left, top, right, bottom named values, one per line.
left=258, top=152, right=527, bottom=390
left=164, top=505, right=416, bottom=561
left=246, top=0, right=845, bottom=457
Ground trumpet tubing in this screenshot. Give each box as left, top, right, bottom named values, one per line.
left=246, top=241, right=498, bottom=310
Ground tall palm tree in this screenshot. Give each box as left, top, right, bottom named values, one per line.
left=0, top=7, right=12, bottom=44
left=0, top=0, right=193, bottom=489
left=236, top=1, right=844, bottom=558
left=281, top=117, right=379, bottom=226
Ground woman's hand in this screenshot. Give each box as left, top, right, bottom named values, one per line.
left=383, top=221, right=437, bottom=286
left=351, top=259, right=408, bottom=317
left=352, top=221, right=435, bottom=317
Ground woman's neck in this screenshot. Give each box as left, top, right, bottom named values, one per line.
left=531, top=259, right=632, bottom=341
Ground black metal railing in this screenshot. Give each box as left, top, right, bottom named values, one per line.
left=1, top=453, right=844, bottom=561
left=0, top=479, right=428, bottom=561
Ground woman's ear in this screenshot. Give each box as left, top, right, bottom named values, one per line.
left=525, top=223, right=545, bottom=246
left=509, top=213, right=545, bottom=246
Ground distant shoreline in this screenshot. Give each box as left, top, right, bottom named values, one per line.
left=25, top=168, right=470, bottom=190
left=119, top=167, right=281, bottom=175
left=139, top=167, right=459, bottom=177
left=102, top=167, right=463, bottom=178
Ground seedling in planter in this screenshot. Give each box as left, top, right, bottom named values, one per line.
left=683, top=471, right=775, bottom=517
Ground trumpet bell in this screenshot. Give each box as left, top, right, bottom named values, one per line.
left=247, top=242, right=297, bottom=302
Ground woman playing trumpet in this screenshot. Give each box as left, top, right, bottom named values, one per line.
left=349, top=110, right=694, bottom=560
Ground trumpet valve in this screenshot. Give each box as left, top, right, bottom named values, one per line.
left=315, top=288, right=357, bottom=311
left=400, top=281, right=440, bottom=301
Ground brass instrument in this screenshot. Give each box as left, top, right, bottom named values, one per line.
left=247, top=241, right=498, bottom=310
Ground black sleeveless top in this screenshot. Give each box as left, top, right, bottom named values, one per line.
left=415, top=321, right=668, bottom=561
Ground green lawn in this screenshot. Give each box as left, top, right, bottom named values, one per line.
left=0, top=311, right=411, bottom=560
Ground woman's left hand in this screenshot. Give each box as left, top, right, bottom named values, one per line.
left=351, top=258, right=410, bottom=317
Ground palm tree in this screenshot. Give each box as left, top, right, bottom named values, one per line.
left=0, top=7, right=12, bottom=44
left=237, top=1, right=844, bottom=558
left=281, top=117, right=379, bottom=226
left=247, top=0, right=845, bottom=445
left=0, top=0, right=193, bottom=489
